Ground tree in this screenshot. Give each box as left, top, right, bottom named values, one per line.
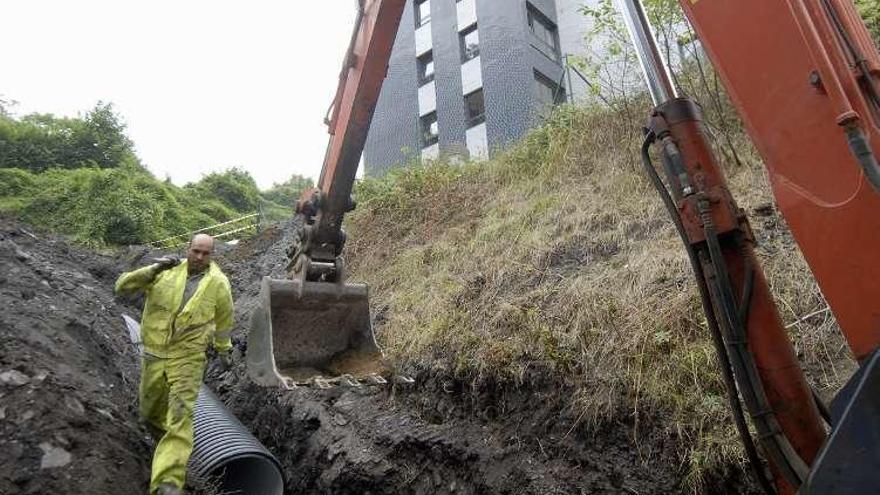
left=0, top=101, right=143, bottom=172
left=261, top=173, right=314, bottom=206
left=578, top=0, right=744, bottom=167
left=189, top=167, right=262, bottom=213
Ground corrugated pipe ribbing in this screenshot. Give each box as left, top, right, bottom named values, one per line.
left=121, top=315, right=283, bottom=494
left=191, top=386, right=284, bottom=495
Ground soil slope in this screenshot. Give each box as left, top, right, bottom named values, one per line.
left=209, top=221, right=758, bottom=495
left=0, top=217, right=151, bottom=494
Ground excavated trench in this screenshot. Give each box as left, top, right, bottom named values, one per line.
left=0, top=215, right=758, bottom=494
left=206, top=221, right=759, bottom=494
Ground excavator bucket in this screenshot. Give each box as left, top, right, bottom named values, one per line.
left=247, top=276, right=388, bottom=388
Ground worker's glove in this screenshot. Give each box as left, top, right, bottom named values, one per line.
left=217, top=351, right=232, bottom=372
left=151, top=255, right=180, bottom=272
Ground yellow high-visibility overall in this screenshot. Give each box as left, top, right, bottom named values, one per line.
left=116, top=261, right=233, bottom=493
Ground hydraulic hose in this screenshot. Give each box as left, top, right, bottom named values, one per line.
left=698, top=203, right=809, bottom=487
left=640, top=134, right=777, bottom=495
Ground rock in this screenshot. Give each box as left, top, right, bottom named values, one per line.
left=53, top=434, right=71, bottom=447
left=8, top=442, right=24, bottom=463
left=0, top=406, right=6, bottom=420
left=17, top=227, right=37, bottom=239
left=21, top=410, right=35, bottom=421
left=39, top=442, right=72, bottom=469
left=32, top=370, right=49, bottom=384
left=95, top=408, right=114, bottom=420
left=0, top=369, right=30, bottom=387
left=64, top=396, right=85, bottom=415
left=14, top=247, right=33, bottom=262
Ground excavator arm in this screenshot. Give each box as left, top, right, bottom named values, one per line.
left=248, top=0, right=407, bottom=389
left=294, top=0, right=407, bottom=280
left=618, top=0, right=880, bottom=493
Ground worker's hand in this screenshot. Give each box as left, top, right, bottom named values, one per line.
left=151, top=255, right=180, bottom=272
left=217, top=351, right=232, bottom=372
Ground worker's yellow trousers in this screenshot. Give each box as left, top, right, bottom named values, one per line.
left=140, top=353, right=206, bottom=494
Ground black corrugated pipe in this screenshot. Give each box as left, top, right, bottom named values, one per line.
left=121, top=315, right=284, bottom=494
left=190, top=386, right=284, bottom=495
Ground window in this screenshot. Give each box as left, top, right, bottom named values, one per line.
left=418, top=51, right=435, bottom=85
left=459, top=24, right=480, bottom=62
left=464, top=89, right=485, bottom=127
left=415, top=0, right=431, bottom=27
left=534, top=71, right=565, bottom=117
left=527, top=4, right=560, bottom=61
left=420, top=111, right=439, bottom=147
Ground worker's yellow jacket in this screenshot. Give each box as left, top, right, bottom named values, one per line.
left=115, top=261, right=234, bottom=358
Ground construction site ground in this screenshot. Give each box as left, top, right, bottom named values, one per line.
left=0, top=213, right=764, bottom=494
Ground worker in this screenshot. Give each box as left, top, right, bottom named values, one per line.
left=115, top=233, right=234, bottom=495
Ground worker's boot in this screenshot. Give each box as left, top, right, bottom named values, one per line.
left=155, top=482, right=184, bottom=495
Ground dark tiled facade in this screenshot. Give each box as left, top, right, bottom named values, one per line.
left=364, top=0, right=573, bottom=176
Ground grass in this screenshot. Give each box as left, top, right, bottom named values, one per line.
left=345, top=103, right=854, bottom=490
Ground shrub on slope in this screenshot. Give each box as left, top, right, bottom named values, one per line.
left=346, top=105, right=852, bottom=488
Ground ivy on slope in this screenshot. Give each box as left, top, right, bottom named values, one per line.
left=0, top=103, right=299, bottom=246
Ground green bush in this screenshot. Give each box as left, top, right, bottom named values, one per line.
left=0, top=168, right=38, bottom=196
left=0, top=102, right=142, bottom=173
left=856, top=0, right=880, bottom=46
left=0, top=101, right=309, bottom=245
left=262, top=173, right=314, bottom=206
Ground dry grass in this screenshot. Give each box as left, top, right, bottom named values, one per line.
left=345, top=104, right=854, bottom=490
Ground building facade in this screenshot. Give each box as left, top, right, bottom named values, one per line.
left=364, top=0, right=583, bottom=176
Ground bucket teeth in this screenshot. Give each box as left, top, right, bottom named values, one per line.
left=314, top=377, right=333, bottom=389
left=340, top=374, right=361, bottom=387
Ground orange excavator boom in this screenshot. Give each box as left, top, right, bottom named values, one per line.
left=617, top=0, right=880, bottom=492
left=248, top=0, right=407, bottom=389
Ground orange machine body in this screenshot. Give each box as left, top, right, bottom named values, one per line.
left=678, top=0, right=880, bottom=360
left=650, top=100, right=826, bottom=493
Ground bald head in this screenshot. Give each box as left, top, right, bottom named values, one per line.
left=187, top=234, right=215, bottom=274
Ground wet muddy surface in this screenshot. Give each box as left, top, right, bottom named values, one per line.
left=0, top=217, right=151, bottom=494
left=0, top=216, right=758, bottom=494
left=209, top=221, right=758, bottom=494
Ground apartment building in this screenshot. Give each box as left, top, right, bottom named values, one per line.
left=364, top=0, right=584, bottom=175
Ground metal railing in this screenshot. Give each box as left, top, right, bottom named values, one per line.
left=147, top=212, right=261, bottom=250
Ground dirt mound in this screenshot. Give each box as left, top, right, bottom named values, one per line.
left=209, top=221, right=759, bottom=494
left=0, top=217, right=151, bottom=494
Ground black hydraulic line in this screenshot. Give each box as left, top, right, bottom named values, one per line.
left=698, top=203, right=809, bottom=488
left=819, top=0, right=880, bottom=111
left=844, top=124, right=880, bottom=194
left=810, top=386, right=833, bottom=427
left=640, top=134, right=777, bottom=495
left=737, top=256, right=755, bottom=328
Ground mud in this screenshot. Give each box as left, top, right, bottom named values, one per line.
left=0, top=213, right=759, bottom=494
left=208, top=221, right=760, bottom=494
left=0, top=217, right=151, bottom=494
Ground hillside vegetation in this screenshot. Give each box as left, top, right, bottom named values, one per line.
left=344, top=7, right=875, bottom=485
left=0, top=102, right=310, bottom=245
left=345, top=104, right=853, bottom=488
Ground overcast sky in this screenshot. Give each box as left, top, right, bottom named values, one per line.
left=1, top=1, right=358, bottom=189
